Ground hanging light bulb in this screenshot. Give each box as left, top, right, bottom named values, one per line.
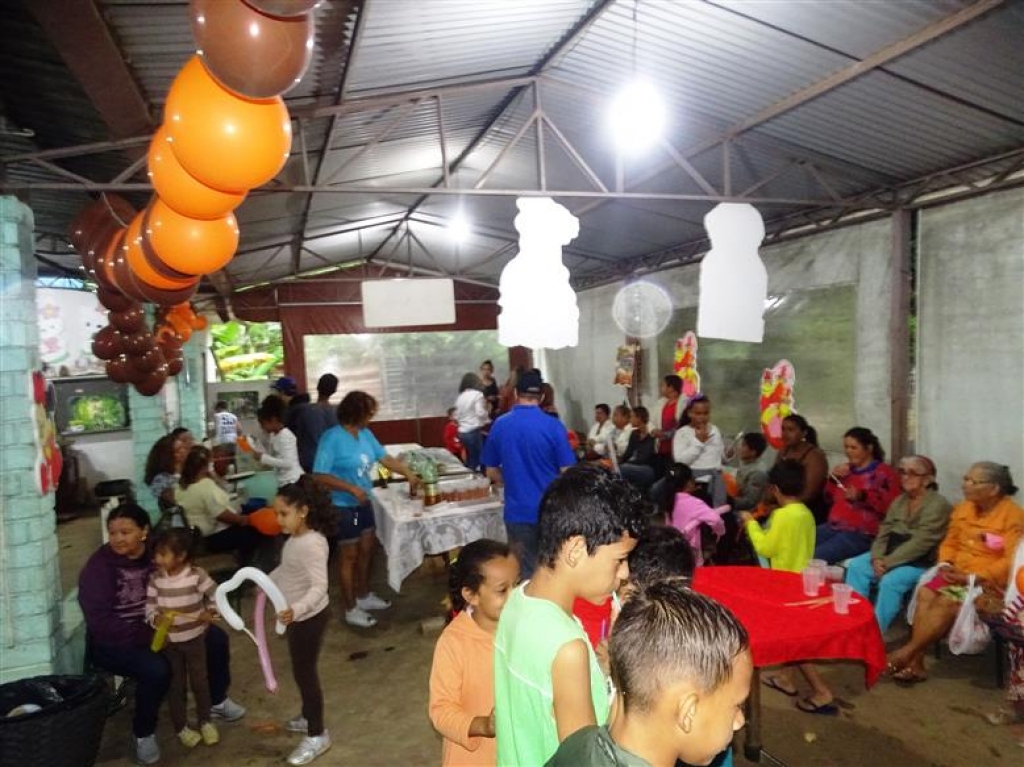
left=448, top=211, right=471, bottom=243
left=608, top=79, right=666, bottom=154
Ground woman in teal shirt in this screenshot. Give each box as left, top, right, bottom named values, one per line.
left=312, top=391, right=419, bottom=628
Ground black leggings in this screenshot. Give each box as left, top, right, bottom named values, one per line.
left=287, top=608, right=330, bottom=736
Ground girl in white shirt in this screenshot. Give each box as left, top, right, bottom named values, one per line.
left=271, top=477, right=334, bottom=766
left=671, top=395, right=726, bottom=505
left=454, top=372, right=490, bottom=471
left=255, top=401, right=303, bottom=488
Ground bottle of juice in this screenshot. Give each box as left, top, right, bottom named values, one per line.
left=421, top=459, right=440, bottom=507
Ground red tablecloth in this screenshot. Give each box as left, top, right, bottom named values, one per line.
left=693, top=566, right=887, bottom=687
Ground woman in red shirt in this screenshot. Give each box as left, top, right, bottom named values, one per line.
left=815, top=427, right=900, bottom=563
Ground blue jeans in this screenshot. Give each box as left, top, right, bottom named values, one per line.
left=505, top=522, right=539, bottom=579
left=814, top=524, right=873, bottom=563
left=459, top=429, right=484, bottom=472
left=845, top=552, right=927, bottom=632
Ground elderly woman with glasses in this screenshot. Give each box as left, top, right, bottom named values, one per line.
left=845, top=456, right=953, bottom=632
left=886, top=462, right=1024, bottom=684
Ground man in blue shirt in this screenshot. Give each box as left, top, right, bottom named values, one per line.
left=481, top=368, right=576, bottom=578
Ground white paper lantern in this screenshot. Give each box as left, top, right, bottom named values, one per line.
left=497, top=197, right=580, bottom=350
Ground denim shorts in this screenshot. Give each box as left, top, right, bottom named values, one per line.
left=335, top=503, right=375, bottom=544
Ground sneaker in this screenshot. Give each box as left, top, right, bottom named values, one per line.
left=287, top=732, right=332, bottom=765
left=199, top=721, right=219, bottom=745
left=178, top=727, right=201, bottom=748
left=345, top=606, right=378, bottom=628
left=135, top=735, right=160, bottom=765
left=285, top=715, right=309, bottom=733
left=356, top=592, right=391, bottom=611
left=210, top=697, right=246, bottom=722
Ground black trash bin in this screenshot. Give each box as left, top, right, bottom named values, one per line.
left=0, top=674, right=110, bottom=767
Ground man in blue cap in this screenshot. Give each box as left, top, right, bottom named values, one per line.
left=481, top=368, right=577, bottom=578
left=270, top=375, right=311, bottom=434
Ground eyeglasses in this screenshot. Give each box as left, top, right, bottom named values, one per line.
left=897, top=469, right=928, bottom=477
left=962, top=477, right=992, bottom=486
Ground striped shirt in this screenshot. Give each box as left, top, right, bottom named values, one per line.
left=145, top=565, right=216, bottom=644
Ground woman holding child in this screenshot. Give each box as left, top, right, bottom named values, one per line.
left=78, top=504, right=244, bottom=766
left=886, top=462, right=1023, bottom=684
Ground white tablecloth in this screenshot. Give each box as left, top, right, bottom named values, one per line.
left=372, top=485, right=506, bottom=593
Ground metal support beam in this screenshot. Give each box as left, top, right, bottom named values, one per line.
left=323, top=99, right=421, bottom=185
left=889, top=209, right=913, bottom=460
left=27, top=0, right=155, bottom=140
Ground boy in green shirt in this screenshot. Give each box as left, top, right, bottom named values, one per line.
left=546, top=581, right=752, bottom=767
left=494, top=466, right=646, bottom=766
left=739, top=460, right=836, bottom=714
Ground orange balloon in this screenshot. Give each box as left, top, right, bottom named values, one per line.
left=124, top=210, right=199, bottom=291
left=191, top=314, right=209, bottom=330
left=248, top=508, right=282, bottom=537
left=148, top=126, right=246, bottom=219
left=1016, top=565, right=1024, bottom=595
left=145, top=198, right=239, bottom=276
left=165, top=56, right=292, bottom=193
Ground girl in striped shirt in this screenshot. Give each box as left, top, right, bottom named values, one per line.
left=146, top=528, right=220, bottom=748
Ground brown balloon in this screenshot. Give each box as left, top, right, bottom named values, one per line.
left=111, top=242, right=151, bottom=303
left=109, top=306, right=145, bottom=334
left=135, top=365, right=169, bottom=396
left=106, top=355, right=134, bottom=384
left=135, top=346, right=167, bottom=374
left=131, top=274, right=200, bottom=307
left=91, top=325, right=120, bottom=361
left=164, top=351, right=184, bottom=377
left=96, top=286, right=134, bottom=313
left=243, top=0, right=321, bottom=17
left=69, top=195, right=135, bottom=254
left=192, top=0, right=315, bottom=100
left=93, top=231, right=126, bottom=293
left=125, top=331, right=157, bottom=356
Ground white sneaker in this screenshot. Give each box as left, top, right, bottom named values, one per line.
left=210, top=697, right=246, bottom=722
left=286, top=732, right=332, bottom=765
left=285, top=715, right=308, bottom=733
left=356, top=592, right=391, bottom=611
left=135, top=735, right=160, bottom=765
left=345, top=606, right=377, bottom=628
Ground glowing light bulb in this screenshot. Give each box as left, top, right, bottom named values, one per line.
left=448, top=213, right=471, bottom=243
left=608, top=80, right=667, bottom=154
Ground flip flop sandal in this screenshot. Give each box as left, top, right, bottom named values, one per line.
left=796, top=698, right=839, bottom=716
left=986, top=709, right=1024, bottom=726
left=892, top=668, right=928, bottom=686
left=882, top=662, right=902, bottom=677
left=762, top=676, right=798, bottom=697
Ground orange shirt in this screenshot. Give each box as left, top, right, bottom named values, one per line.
left=938, top=497, right=1024, bottom=586
left=429, top=610, right=496, bottom=766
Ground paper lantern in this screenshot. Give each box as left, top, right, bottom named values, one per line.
left=164, top=56, right=292, bottom=193
left=497, top=197, right=580, bottom=350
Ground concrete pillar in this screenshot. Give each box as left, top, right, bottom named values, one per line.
left=0, top=196, right=66, bottom=682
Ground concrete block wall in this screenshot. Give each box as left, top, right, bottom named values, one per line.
left=0, top=196, right=66, bottom=682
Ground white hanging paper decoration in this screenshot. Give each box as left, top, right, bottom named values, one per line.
left=697, top=203, right=768, bottom=343
left=497, top=197, right=580, bottom=349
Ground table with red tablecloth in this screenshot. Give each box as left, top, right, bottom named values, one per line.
left=692, top=566, right=887, bottom=761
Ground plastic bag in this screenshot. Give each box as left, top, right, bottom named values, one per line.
left=948, top=574, right=991, bottom=655
left=906, top=564, right=941, bottom=625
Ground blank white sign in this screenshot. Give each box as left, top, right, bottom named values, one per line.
left=361, top=278, right=456, bottom=328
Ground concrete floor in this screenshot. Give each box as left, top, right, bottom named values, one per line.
left=56, top=510, right=1020, bottom=767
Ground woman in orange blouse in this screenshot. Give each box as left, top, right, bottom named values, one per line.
left=887, top=462, right=1023, bottom=684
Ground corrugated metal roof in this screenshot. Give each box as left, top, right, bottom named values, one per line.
left=345, top=0, right=597, bottom=94
left=3, top=0, right=1024, bottom=284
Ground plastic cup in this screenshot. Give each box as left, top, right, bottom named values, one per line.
left=802, top=568, right=822, bottom=597
left=832, top=583, right=853, bottom=614
left=826, top=565, right=845, bottom=584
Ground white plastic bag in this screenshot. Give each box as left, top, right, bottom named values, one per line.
left=948, top=574, right=991, bottom=655
left=906, top=564, right=941, bottom=625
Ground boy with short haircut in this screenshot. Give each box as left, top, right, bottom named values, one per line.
left=494, top=466, right=647, bottom=767
left=731, top=433, right=770, bottom=513
left=739, top=460, right=835, bottom=713
left=547, top=581, right=752, bottom=767
left=739, top=459, right=814, bottom=572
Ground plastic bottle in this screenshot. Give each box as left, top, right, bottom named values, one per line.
left=421, top=459, right=440, bottom=507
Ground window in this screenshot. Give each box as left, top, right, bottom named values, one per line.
left=304, top=331, right=507, bottom=421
